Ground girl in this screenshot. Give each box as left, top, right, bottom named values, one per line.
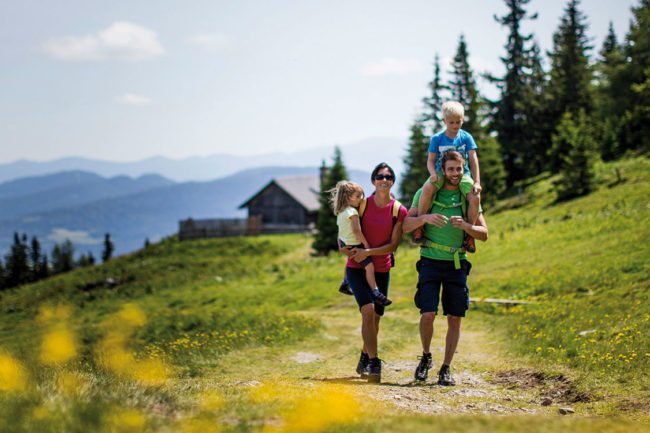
left=331, top=181, right=391, bottom=307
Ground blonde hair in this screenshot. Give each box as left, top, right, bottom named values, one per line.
left=442, top=101, right=465, bottom=119
left=329, top=181, right=364, bottom=215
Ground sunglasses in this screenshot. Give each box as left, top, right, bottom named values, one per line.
left=374, top=174, right=394, bottom=181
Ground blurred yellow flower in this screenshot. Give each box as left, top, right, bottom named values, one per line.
left=40, top=326, right=77, bottom=365
left=117, top=304, right=147, bottom=328
left=37, top=304, right=71, bottom=324
left=0, top=352, right=27, bottom=392
left=200, top=390, right=225, bottom=412
left=109, top=408, right=146, bottom=433
left=180, top=418, right=221, bottom=433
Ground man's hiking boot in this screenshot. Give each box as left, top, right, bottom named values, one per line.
left=411, top=227, right=425, bottom=245
left=356, top=351, right=370, bottom=378
left=371, top=288, right=392, bottom=306
left=338, top=279, right=354, bottom=296
left=414, top=353, right=432, bottom=381
left=463, top=235, right=476, bottom=253
left=437, top=364, right=456, bottom=386
left=367, top=358, right=382, bottom=383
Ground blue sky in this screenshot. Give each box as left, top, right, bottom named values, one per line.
left=0, top=0, right=637, bottom=163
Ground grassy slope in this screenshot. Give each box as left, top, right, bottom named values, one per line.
left=0, top=156, right=648, bottom=432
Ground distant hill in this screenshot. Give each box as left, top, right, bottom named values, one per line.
left=0, top=166, right=372, bottom=258
left=0, top=137, right=404, bottom=183
left=0, top=171, right=175, bottom=221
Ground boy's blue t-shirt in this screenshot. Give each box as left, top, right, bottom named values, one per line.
left=428, top=129, right=477, bottom=173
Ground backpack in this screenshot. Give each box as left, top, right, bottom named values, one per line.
left=358, top=196, right=404, bottom=267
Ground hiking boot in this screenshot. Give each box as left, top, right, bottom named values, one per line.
left=463, top=235, right=476, bottom=253
left=414, top=352, right=433, bottom=381
left=437, top=364, right=456, bottom=386
left=411, top=227, right=425, bottom=245
left=356, top=351, right=370, bottom=378
left=338, top=279, right=353, bottom=296
left=367, top=358, right=382, bottom=383
left=371, top=288, right=392, bottom=306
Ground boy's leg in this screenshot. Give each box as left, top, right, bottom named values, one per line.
left=414, top=174, right=442, bottom=242
left=460, top=174, right=479, bottom=253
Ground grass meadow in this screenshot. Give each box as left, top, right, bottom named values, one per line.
left=0, top=156, right=648, bottom=432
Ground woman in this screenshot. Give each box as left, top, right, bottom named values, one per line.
left=341, top=162, right=407, bottom=383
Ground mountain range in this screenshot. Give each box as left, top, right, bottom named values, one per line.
left=0, top=137, right=405, bottom=183
left=0, top=166, right=374, bottom=259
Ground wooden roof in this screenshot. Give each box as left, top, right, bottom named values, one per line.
left=239, top=175, right=320, bottom=211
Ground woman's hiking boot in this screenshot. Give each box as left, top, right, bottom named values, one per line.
left=437, top=364, right=456, bottom=386
left=367, top=358, right=382, bottom=383
left=371, top=288, right=392, bottom=306
left=338, top=279, right=353, bottom=296
left=356, top=351, right=370, bottom=378
left=414, top=352, right=432, bottom=381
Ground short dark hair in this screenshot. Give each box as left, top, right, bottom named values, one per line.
left=441, top=150, right=465, bottom=169
left=370, top=162, right=396, bottom=183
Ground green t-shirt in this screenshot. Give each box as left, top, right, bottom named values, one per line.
left=412, top=187, right=466, bottom=262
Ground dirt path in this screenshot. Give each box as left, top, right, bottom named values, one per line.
left=212, top=299, right=586, bottom=417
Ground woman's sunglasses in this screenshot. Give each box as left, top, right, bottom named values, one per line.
left=374, top=174, right=394, bottom=181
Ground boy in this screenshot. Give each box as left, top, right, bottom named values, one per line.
left=414, top=101, right=481, bottom=252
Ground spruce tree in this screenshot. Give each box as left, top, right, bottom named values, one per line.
left=0, top=259, right=5, bottom=290
left=52, top=240, right=74, bottom=274
left=5, top=232, right=30, bottom=288
left=312, top=147, right=349, bottom=255
left=546, top=0, right=594, bottom=173
left=594, top=22, right=626, bottom=160
left=449, top=34, right=482, bottom=135
left=478, top=136, right=507, bottom=207
left=553, top=110, right=599, bottom=200
left=102, top=233, right=115, bottom=263
left=29, top=236, right=43, bottom=282
left=619, top=0, right=650, bottom=153
left=488, top=0, right=541, bottom=185
left=38, top=254, right=49, bottom=280
left=421, top=54, right=447, bottom=135
left=400, top=120, right=430, bottom=207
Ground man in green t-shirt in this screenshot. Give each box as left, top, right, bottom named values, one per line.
left=403, top=150, right=488, bottom=386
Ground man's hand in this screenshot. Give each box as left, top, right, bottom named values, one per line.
left=472, top=182, right=482, bottom=195
left=450, top=215, right=467, bottom=230
left=421, top=213, right=448, bottom=228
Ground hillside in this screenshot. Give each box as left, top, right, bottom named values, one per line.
left=0, top=156, right=648, bottom=432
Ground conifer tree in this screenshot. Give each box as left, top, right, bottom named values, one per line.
left=594, top=22, right=626, bottom=160
left=102, top=233, right=115, bottom=263
left=5, top=232, right=30, bottom=288
left=400, top=121, right=430, bottom=207
left=312, top=147, right=349, bottom=255
left=38, top=254, right=49, bottom=280
left=552, top=110, right=599, bottom=200
left=546, top=0, right=594, bottom=172
left=478, top=136, right=507, bottom=207
left=29, top=236, right=43, bottom=282
left=488, top=0, right=540, bottom=185
left=52, top=240, right=74, bottom=274
left=449, top=34, right=482, bottom=135
left=421, top=54, right=447, bottom=135
left=619, top=0, right=650, bottom=153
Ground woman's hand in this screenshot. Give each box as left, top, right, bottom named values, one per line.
left=350, top=247, right=370, bottom=263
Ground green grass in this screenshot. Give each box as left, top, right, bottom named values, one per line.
left=0, top=156, right=649, bottom=432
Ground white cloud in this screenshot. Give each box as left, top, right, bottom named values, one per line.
left=360, top=57, right=424, bottom=77
left=43, top=21, right=164, bottom=61
left=116, top=93, right=152, bottom=106
left=48, top=228, right=102, bottom=245
left=186, top=33, right=230, bottom=51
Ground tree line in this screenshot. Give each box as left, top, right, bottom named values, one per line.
left=401, top=0, right=648, bottom=205
left=313, top=0, right=648, bottom=254
left=0, top=232, right=115, bottom=290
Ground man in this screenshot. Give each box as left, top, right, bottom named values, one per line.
left=403, top=150, right=488, bottom=386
